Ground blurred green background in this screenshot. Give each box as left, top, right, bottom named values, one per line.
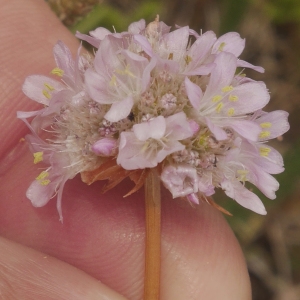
left=46, top=0, right=300, bottom=299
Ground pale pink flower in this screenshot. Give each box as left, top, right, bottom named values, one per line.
left=161, top=164, right=198, bottom=198
left=85, top=36, right=156, bottom=122
left=19, top=18, right=289, bottom=218
left=185, top=51, right=270, bottom=141
left=221, top=179, right=267, bottom=215
left=23, top=135, right=74, bottom=222
left=117, top=112, right=193, bottom=170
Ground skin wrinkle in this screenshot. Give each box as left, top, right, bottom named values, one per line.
left=0, top=0, right=251, bottom=299
left=160, top=198, right=247, bottom=299
left=0, top=237, right=129, bottom=300
left=0, top=0, right=79, bottom=159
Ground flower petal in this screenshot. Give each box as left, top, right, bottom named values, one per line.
left=185, top=77, right=202, bottom=110
left=212, top=32, right=245, bottom=57
left=227, top=120, right=261, bottom=141
left=221, top=179, right=267, bottom=215
left=133, top=116, right=166, bottom=141
left=104, top=96, right=134, bottom=122
left=22, top=75, right=65, bottom=105
left=237, top=59, right=265, bottom=73
left=256, top=110, right=290, bottom=141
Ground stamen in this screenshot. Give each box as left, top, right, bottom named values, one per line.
left=237, top=169, right=249, bottom=181
left=44, top=83, right=55, bottom=91
left=42, top=90, right=51, bottom=99
left=259, top=147, right=271, bottom=157
left=260, top=122, right=272, bottom=128
left=109, top=75, right=117, bottom=86
left=36, top=171, right=50, bottom=185
left=185, top=55, right=192, bottom=65
left=51, top=67, right=64, bottom=77
left=40, top=179, right=51, bottom=186
left=216, top=102, right=224, bottom=113
left=229, top=95, right=238, bottom=102
left=227, top=108, right=235, bottom=116
left=222, top=86, right=234, bottom=92
left=212, top=95, right=222, bottom=102
left=36, top=171, right=48, bottom=180
left=218, top=42, right=226, bottom=51
left=259, top=131, right=271, bottom=138
left=33, top=152, right=43, bottom=164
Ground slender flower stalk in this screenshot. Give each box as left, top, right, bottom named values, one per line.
left=144, top=168, right=161, bottom=300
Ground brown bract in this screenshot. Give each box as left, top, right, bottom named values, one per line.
left=81, top=158, right=151, bottom=196
left=81, top=159, right=232, bottom=215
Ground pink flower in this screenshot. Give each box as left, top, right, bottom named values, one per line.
left=85, top=36, right=156, bottom=122
left=185, top=51, right=270, bottom=141
left=161, top=164, right=198, bottom=198
left=19, top=18, right=289, bottom=219
left=221, top=179, right=267, bottom=215
left=117, top=112, right=193, bottom=170
left=23, top=135, right=74, bottom=222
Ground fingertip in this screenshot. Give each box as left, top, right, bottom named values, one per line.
left=0, top=236, right=129, bottom=300
left=160, top=194, right=252, bottom=299
left=0, top=0, right=79, bottom=158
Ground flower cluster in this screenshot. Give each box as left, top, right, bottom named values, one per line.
left=18, top=16, right=289, bottom=220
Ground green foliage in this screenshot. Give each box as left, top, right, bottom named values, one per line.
left=263, top=0, right=300, bottom=24
left=70, top=1, right=163, bottom=34
left=218, top=0, right=250, bottom=33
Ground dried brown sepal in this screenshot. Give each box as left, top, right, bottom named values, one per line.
left=101, top=168, right=131, bottom=193
left=124, top=169, right=151, bottom=197
left=80, top=158, right=151, bottom=196
left=202, top=195, right=233, bottom=216
left=81, top=158, right=121, bottom=185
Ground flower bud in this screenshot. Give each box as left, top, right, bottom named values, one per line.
left=92, top=137, right=117, bottom=156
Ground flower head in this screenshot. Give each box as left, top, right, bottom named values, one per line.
left=18, top=17, right=289, bottom=219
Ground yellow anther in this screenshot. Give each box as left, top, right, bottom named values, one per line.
left=51, top=67, right=64, bottom=77
left=196, top=133, right=209, bottom=147
left=124, top=67, right=135, bottom=77
left=216, top=102, right=224, bottom=113
left=218, top=42, right=226, bottom=51
left=44, top=83, right=55, bottom=91
left=222, top=85, right=234, bottom=92
left=141, top=141, right=150, bottom=153
left=260, top=122, right=272, bottom=128
left=229, top=94, right=238, bottom=102
left=227, top=108, right=235, bottom=116
left=33, top=152, right=43, bottom=164
left=115, top=65, right=135, bottom=77
left=237, top=169, right=249, bottom=175
left=259, top=131, right=271, bottom=139
left=237, top=169, right=248, bottom=181
left=168, top=53, right=173, bottom=60
left=36, top=171, right=51, bottom=186
left=109, top=75, right=117, bottom=86
left=36, top=171, right=49, bottom=181
left=212, top=95, right=222, bottom=102
left=42, top=90, right=51, bottom=99
left=40, top=179, right=51, bottom=186
left=259, top=147, right=271, bottom=157
left=185, top=55, right=192, bottom=65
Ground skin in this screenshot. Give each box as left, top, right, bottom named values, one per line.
left=0, top=0, right=252, bottom=299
